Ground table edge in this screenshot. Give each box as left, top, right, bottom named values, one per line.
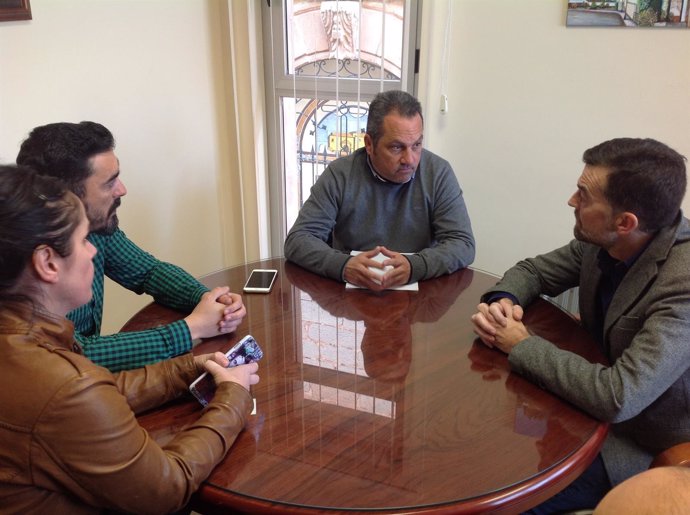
left=195, top=424, right=609, bottom=515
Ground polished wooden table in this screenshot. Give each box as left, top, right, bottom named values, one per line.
left=122, top=258, right=608, bottom=514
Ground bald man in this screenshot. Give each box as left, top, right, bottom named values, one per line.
left=594, top=466, right=690, bottom=515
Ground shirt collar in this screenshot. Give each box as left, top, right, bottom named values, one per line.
left=597, top=241, right=649, bottom=273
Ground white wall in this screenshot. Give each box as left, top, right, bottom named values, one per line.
left=418, top=0, right=690, bottom=275
left=0, top=0, right=234, bottom=333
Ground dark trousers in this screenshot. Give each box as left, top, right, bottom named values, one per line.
left=522, top=454, right=612, bottom=514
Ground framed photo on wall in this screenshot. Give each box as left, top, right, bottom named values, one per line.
left=0, top=0, right=32, bottom=22
left=567, top=0, right=689, bottom=27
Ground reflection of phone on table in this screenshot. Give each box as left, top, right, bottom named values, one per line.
left=243, top=269, right=277, bottom=293
left=189, top=335, right=264, bottom=407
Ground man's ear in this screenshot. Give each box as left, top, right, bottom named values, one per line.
left=615, top=212, right=640, bottom=235
left=364, top=133, right=373, bottom=156
left=31, top=246, right=60, bottom=284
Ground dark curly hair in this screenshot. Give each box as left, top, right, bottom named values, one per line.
left=583, top=138, right=687, bottom=232
left=16, top=121, right=115, bottom=198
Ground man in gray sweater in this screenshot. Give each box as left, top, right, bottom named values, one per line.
left=471, top=137, right=690, bottom=513
left=284, top=90, right=475, bottom=291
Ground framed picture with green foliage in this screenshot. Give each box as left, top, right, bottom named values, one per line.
left=567, top=0, right=689, bottom=27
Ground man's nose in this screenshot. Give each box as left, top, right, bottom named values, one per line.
left=567, top=192, right=577, bottom=208
left=88, top=240, right=98, bottom=258
left=114, top=179, right=127, bottom=198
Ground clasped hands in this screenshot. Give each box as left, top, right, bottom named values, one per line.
left=184, top=286, right=247, bottom=340
left=343, top=246, right=411, bottom=291
left=471, top=297, right=530, bottom=354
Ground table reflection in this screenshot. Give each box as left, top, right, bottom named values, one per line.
left=467, top=342, right=591, bottom=473
left=131, top=259, right=607, bottom=513
left=250, top=265, right=474, bottom=497
left=286, top=263, right=472, bottom=386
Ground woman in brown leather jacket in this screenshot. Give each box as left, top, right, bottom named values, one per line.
left=0, top=165, right=260, bottom=514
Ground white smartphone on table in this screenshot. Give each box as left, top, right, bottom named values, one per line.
left=243, top=269, right=278, bottom=293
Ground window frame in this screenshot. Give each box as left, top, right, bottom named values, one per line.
left=261, top=0, right=421, bottom=255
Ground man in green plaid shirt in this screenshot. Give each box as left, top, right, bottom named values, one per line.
left=17, top=121, right=246, bottom=372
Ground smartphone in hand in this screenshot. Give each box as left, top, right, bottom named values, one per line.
left=189, top=335, right=263, bottom=407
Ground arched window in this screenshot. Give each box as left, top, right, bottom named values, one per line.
left=262, top=0, right=419, bottom=251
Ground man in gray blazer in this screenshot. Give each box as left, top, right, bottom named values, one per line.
left=471, top=137, right=690, bottom=514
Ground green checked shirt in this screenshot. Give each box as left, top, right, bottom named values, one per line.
left=68, top=229, right=208, bottom=372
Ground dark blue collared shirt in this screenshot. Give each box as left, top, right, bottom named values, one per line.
left=593, top=247, right=644, bottom=341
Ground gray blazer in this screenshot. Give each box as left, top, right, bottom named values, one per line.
left=482, top=214, right=690, bottom=485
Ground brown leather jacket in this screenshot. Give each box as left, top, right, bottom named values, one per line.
left=0, top=304, right=253, bottom=514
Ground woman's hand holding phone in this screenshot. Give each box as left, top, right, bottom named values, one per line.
left=206, top=360, right=259, bottom=391
left=190, top=336, right=264, bottom=405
